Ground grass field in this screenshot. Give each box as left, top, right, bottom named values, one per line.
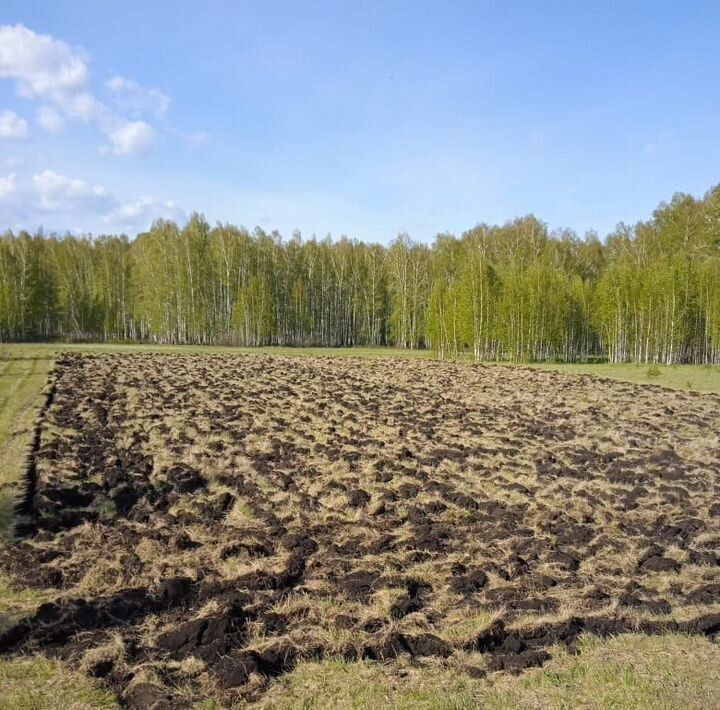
left=527, top=360, right=720, bottom=395
left=0, top=348, right=54, bottom=536
left=0, top=343, right=719, bottom=708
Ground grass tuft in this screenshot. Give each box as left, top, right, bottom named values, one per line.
left=0, top=656, right=117, bottom=709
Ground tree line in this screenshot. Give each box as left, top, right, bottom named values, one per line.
left=2, top=185, right=720, bottom=363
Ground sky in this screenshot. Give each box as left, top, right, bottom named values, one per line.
left=1, top=1, right=719, bottom=243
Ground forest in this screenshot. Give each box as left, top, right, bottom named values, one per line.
left=1, top=185, right=720, bottom=363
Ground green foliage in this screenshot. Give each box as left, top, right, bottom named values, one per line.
left=2, top=184, right=720, bottom=362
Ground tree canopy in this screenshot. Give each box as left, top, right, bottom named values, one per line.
left=3, top=186, right=720, bottom=363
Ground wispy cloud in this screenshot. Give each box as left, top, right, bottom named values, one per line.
left=0, top=172, right=18, bottom=200
left=0, top=24, right=164, bottom=156
left=32, top=169, right=114, bottom=212
left=0, top=167, right=184, bottom=232
left=106, top=75, right=170, bottom=119
left=36, top=105, right=64, bottom=132
left=105, top=120, right=157, bottom=157
left=0, top=109, right=28, bottom=139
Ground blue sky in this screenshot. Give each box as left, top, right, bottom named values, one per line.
left=1, top=1, right=719, bottom=242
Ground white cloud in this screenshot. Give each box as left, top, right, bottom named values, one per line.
left=0, top=24, right=167, bottom=156
left=32, top=169, right=115, bottom=212
left=0, top=167, right=183, bottom=233
left=36, top=105, right=64, bottom=132
left=104, top=195, right=184, bottom=228
left=107, top=120, right=156, bottom=156
left=0, top=110, right=28, bottom=138
left=0, top=24, right=88, bottom=101
left=106, top=75, right=170, bottom=118
left=0, top=173, right=18, bottom=200
left=61, top=91, right=105, bottom=123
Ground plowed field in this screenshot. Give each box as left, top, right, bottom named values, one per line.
left=2, top=353, right=719, bottom=707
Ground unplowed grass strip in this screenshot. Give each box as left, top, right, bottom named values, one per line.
left=0, top=350, right=54, bottom=536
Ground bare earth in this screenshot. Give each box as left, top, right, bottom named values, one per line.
left=1, top=353, right=719, bottom=707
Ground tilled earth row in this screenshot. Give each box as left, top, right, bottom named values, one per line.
left=1, top=353, right=720, bottom=707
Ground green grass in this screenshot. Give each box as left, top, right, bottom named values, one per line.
left=481, top=633, right=720, bottom=710
left=526, top=361, right=720, bottom=394
left=0, top=342, right=436, bottom=360
left=0, top=575, right=53, bottom=635
left=0, top=345, right=115, bottom=709
left=1, top=632, right=718, bottom=710
left=0, top=347, right=54, bottom=536
left=0, top=345, right=56, bottom=620
left=259, top=634, right=720, bottom=710
left=0, top=656, right=117, bottom=709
